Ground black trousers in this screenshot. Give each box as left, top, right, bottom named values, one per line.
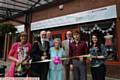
left=30, top=62, right=49, bottom=80
left=64, top=64, right=70, bottom=80
left=91, top=64, right=106, bottom=80
left=40, top=63, right=49, bottom=80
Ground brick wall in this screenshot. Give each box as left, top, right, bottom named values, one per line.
left=7, top=0, right=120, bottom=24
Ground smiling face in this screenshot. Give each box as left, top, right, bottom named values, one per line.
left=73, top=31, right=80, bottom=41
left=66, top=31, right=72, bottom=40
left=92, top=35, right=98, bottom=44
left=47, top=31, right=52, bottom=39
left=73, top=33, right=80, bottom=41
left=54, top=38, right=61, bottom=49
left=54, top=40, right=59, bottom=47
left=73, top=34, right=80, bottom=40
left=40, top=31, right=47, bottom=39
left=20, top=32, right=27, bottom=44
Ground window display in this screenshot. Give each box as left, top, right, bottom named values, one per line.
left=80, top=20, right=118, bottom=61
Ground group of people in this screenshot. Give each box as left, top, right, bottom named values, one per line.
left=5, top=30, right=107, bottom=80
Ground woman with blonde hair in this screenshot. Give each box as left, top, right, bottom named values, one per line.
left=48, top=38, right=65, bottom=80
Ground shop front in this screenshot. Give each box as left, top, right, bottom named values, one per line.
left=31, top=5, right=119, bottom=63
left=7, top=4, right=119, bottom=78
left=80, top=20, right=118, bottom=61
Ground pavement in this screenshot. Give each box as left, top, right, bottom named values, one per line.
left=87, top=74, right=120, bottom=80
left=3, top=60, right=120, bottom=80
left=69, top=69, right=120, bottom=80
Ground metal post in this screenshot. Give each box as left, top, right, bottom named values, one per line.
left=25, top=12, right=32, bottom=42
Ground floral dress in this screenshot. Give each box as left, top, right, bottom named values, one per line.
left=6, top=42, right=31, bottom=77
left=15, top=45, right=30, bottom=76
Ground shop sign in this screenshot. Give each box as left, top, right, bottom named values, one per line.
left=31, top=5, right=117, bottom=31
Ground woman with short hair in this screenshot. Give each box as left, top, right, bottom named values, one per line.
left=48, top=38, right=65, bottom=80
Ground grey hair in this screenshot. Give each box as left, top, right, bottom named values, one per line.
left=54, top=38, right=61, bottom=44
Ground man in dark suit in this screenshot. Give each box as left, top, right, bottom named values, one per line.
left=30, top=30, right=50, bottom=80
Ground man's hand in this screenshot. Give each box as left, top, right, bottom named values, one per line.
left=41, top=56, right=47, bottom=60
left=78, top=56, right=83, bottom=61
left=70, top=64, right=73, bottom=71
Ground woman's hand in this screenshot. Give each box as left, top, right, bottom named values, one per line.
left=22, top=60, right=28, bottom=65
left=16, top=60, right=22, bottom=67
left=90, top=55, right=105, bottom=59
left=8, top=56, right=20, bottom=63
left=97, top=56, right=105, bottom=59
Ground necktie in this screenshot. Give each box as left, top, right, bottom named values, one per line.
left=42, top=41, right=45, bottom=48
left=69, top=39, right=71, bottom=43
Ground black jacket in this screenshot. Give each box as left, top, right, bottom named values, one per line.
left=31, top=40, right=50, bottom=61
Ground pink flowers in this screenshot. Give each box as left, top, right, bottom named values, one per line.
left=53, top=56, right=61, bottom=65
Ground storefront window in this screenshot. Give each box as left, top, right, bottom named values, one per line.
left=80, top=20, right=118, bottom=61
left=52, top=34, right=62, bottom=40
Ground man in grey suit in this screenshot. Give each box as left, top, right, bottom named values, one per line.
left=62, top=31, right=73, bottom=80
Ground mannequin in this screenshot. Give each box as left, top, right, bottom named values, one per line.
left=104, top=33, right=113, bottom=46
left=104, top=33, right=114, bottom=60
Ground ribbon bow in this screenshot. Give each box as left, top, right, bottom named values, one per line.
left=53, top=56, right=61, bottom=65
